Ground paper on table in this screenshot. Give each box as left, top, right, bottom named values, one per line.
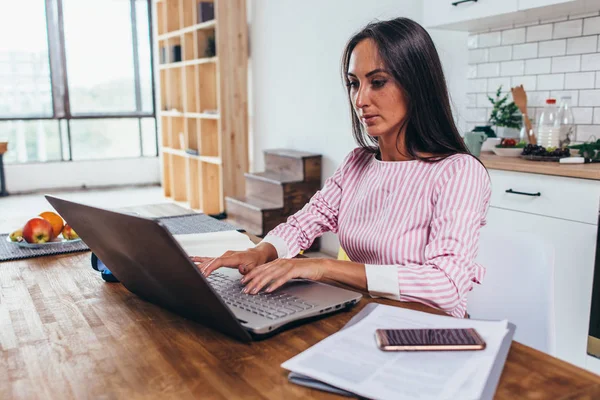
left=173, top=231, right=256, bottom=258
left=282, top=304, right=508, bottom=400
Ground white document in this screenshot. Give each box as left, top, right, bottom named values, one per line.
left=173, top=230, right=256, bottom=258
left=282, top=304, right=508, bottom=400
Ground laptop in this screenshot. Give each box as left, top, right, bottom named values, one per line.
left=45, top=195, right=362, bottom=342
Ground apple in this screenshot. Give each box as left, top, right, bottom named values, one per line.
left=62, top=224, right=79, bottom=240
left=22, top=218, right=53, bottom=244
left=9, top=228, right=23, bottom=242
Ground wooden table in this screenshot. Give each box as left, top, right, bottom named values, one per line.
left=1, top=203, right=600, bottom=399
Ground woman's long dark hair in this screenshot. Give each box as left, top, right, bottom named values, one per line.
left=342, top=18, right=470, bottom=161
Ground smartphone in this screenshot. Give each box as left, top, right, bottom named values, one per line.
left=375, top=328, right=486, bottom=351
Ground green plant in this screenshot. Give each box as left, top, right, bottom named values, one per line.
left=569, top=139, right=600, bottom=159
left=487, top=86, right=521, bottom=129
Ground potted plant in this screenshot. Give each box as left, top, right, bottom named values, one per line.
left=488, top=86, right=521, bottom=138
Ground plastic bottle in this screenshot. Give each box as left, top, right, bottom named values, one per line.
left=558, top=96, right=576, bottom=148
left=537, top=98, right=560, bottom=148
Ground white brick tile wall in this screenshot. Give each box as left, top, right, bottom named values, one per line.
left=527, top=24, right=553, bottom=42
left=577, top=125, right=600, bottom=142
left=469, top=49, right=489, bottom=64
left=526, top=58, right=552, bottom=75
left=501, top=60, right=525, bottom=76
left=479, top=32, right=502, bottom=47
left=566, top=36, right=598, bottom=55
left=511, top=75, right=537, bottom=91
left=478, top=63, right=500, bottom=78
left=539, top=39, right=567, bottom=57
left=466, top=94, right=477, bottom=108
left=580, top=90, right=600, bottom=106
left=468, top=65, right=478, bottom=78
left=489, top=46, right=512, bottom=62
left=552, top=55, right=582, bottom=73
left=583, top=17, right=600, bottom=36
left=466, top=108, right=488, bottom=122
left=476, top=93, right=491, bottom=108
left=487, top=77, right=512, bottom=92
left=550, top=90, right=579, bottom=106
left=468, top=79, right=488, bottom=93
left=468, top=35, right=478, bottom=49
left=466, top=15, right=600, bottom=136
left=537, top=74, right=565, bottom=90
left=594, top=108, right=600, bottom=124
left=553, top=20, right=583, bottom=39
left=582, top=53, right=600, bottom=71
left=565, top=72, right=596, bottom=89
left=502, top=28, right=526, bottom=45
left=572, top=107, right=594, bottom=124
left=528, top=91, right=552, bottom=107
left=513, top=43, right=539, bottom=60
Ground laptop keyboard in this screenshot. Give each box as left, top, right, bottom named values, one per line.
left=206, top=272, right=315, bottom=320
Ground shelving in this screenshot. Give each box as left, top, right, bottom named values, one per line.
left=155, top=0, right=248, bottom=214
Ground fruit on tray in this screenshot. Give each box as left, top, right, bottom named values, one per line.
left=39, top=211, right=64, bottom=239
left=495, top=138, right=526, bottom=148
left=62, top=224, right=79, bottom=240
left=9, top=228, right=23, bottom=242
left=521, top=144, right=570, bottom=157
left=22, top=218, right=54, bottom=244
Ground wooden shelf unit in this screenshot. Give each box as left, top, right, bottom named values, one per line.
left=155, top=0, right=248, bottom=213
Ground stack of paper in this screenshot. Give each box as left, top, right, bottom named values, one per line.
left=173, top=231, right=256, bottom=257
left=282, top=304, right=511, bottom=400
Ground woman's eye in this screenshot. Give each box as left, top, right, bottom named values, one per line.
left=372, top=79, right=387, bottom=88
left=346, top=81, right=358, bottom=89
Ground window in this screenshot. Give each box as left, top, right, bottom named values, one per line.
left=0, top=0, right=157, bottom=164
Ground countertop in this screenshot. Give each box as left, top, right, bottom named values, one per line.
left=479, top=153, right=600, bottom=181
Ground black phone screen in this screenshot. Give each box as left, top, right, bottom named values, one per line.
left=382, top=328, right=480, bottom=346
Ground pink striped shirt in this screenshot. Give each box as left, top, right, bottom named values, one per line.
left=262, top=147, right=491, bottom=318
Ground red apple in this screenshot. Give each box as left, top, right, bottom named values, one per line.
left=22, top=218, right=53, bottom=244
left=62, top=224, right=79, bottom=240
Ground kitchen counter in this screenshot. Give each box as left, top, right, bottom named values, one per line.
left=479, top=153, right=600, bottom=181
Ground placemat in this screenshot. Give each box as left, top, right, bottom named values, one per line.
left=0, top=213, right=241, bottom=263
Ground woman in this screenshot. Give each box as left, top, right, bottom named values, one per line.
left=194, top=17, right=491, bottom=318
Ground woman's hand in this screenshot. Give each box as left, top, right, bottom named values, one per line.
left=240, top=258, right=328, bottom=294
left=191, top=242, right=278, bottom=277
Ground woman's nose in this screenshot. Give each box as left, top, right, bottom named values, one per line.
left=354, top=86, right=369, bottom=109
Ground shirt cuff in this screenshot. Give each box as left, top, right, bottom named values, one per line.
left=259, top=235, right=290, bottom=259
left=365, top=264, right=401, bottom=300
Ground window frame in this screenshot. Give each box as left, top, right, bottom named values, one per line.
left=0, top=0, right=158, bottom=162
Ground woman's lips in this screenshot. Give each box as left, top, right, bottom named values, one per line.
left=361, top=115, right=379, bottom=126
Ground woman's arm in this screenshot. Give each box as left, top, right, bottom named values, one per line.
left=261, top=149, right=362, bottom=258
left=238, top=257, right=368, bottom=294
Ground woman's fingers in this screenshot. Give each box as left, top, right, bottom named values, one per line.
left=201, top=253, right=249, bottom=276
left=191, top=256, right=213, bottom=264
left=243, top=261, right=288, bottom=294
left=241, top=259, right=279, bottom=284
left=265, top=273, right=294, bottom=293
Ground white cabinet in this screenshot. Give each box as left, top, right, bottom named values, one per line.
left=483, top=206, right=597, bottom=368
left=423, top=0, right=594, bottom=31
left=485, top=169, right=599, bottom=369
left=518, top=0, right=577, bottom=11
left=423, top=0, right=519, bottom=29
